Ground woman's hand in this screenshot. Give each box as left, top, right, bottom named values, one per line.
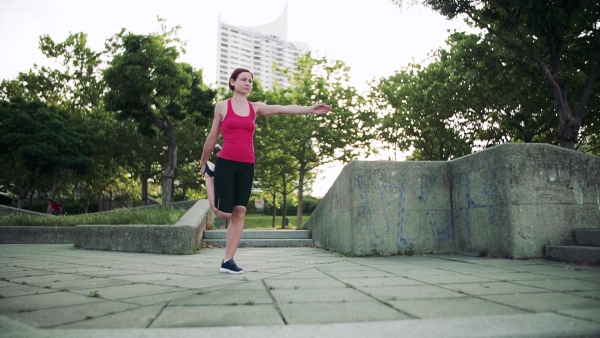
left=200, top=160, right=207, bottom=178
left=313, top=104, right=332, bottom=115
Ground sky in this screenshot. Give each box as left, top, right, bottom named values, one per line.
left=0, top=0, right=470, bottom=197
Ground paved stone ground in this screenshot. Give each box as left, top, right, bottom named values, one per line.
left=1, top=244, right=599, bottom=337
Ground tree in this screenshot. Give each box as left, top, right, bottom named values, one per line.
left=371, top=31, right=561, bottom=159
left=392, top=0, right=600, bottom=149
left=372, top=61, right=473, bottom=160
left=274, top=54, right=376, bottom=227
left=103, top=22, right=215, bottom=206
left=0, top=99, right=93, bottom=208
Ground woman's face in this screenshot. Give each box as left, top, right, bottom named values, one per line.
left=231, top=72, right=253, bottom=94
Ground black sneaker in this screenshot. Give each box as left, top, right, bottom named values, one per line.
left=205, top=161, right=215, bottom=177
left=220, top=259, right=244, bottom=274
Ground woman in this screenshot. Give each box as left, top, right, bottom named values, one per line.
left=200, top=68, right=331, bottom=274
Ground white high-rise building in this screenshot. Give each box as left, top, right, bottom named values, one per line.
left=216, top=3, right=310, bottom=90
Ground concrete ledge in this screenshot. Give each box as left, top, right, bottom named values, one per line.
left=204, top=238, right=314, bottom=247
left=0, top=205, right=49, bottom=217
left=0, top=226, right=76, bottom=244
left=204, top=229, right=311, bottom=239
left=307, top=143, right=600, bottom=258
left=575, top=229, right=600, bottom=246
left=545, top=245, right=600, bottom=264
left=74, top=200, right=210, bottom=255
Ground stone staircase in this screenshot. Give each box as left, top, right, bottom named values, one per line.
left=203, top=229, right=313, bottom=247
left=545, top=228, right=600, bottom=265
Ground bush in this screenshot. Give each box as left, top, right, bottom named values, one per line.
left=0, top=207, right=187, bottom=227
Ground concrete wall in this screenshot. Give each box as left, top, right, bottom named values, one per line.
left=0, top=205, right=49, bottom=217
left=306, top=143, right=600, bottom=258
left=75, top=200, right=210, bottom=255
left=0, top=226, right=76, bottom=244
left=308, top=161, right=455, bottom=256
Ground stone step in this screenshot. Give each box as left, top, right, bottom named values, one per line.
left=202, top=238, right=314, bottom=247
left=544, top=245, right=600, bottom=265
left=203, top=229, right=311, bottom=240
left=575, top=228, right=600, bottom=247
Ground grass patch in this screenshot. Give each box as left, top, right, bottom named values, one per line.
left=0, top=207, right=187, bottom=227
left=234, top=214, right=311, bottom=230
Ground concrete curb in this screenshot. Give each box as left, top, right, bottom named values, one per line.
left=0, top=226, right=76, bottom=244
left=74, top=200, right=210, bottom=255
left=2, top=313, right=599, bottom=338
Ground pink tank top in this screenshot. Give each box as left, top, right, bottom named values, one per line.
left=218, top=99, right=256, bottom=163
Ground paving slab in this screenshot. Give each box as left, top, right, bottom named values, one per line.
left=481, top=292, right=600, bottom=312
left=4, top=313, right=600, bottom=338
left=170, top=288, right=273, bottom=306
left=3, top=300, right=139, bottom=328
left=269, top=287, right=374, bottom=303
left=150, top=304, right=284, bottom=327
left=0, top=290, right=104, bottom=313
left=0, top=244, right=599, bottom=337
left=565, top=290, right=600, bottom=301
left=511, top=278, right=600, bottom=292
left=54, top=305, right=165, bottom=329
left=359, top=284, right=464, bottom=301
left=0, top=285, right=57, bottom=298
left=388, top=297, right=529, bottom=318
left=438, top=281, right=547, bottom=296
left=338, top=276, right=423, bottom=287
left=279, top=300, right=411, bottom=324
left=557, top=308, right=600, bottom=323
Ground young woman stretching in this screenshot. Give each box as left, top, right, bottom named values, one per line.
left=200, top=68, right=331, bottom=274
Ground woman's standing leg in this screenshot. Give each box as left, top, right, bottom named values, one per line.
left=224, top=205, right=246, bottom=258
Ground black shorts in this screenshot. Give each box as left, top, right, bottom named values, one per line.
left=214, top=157, right=255, bottom=214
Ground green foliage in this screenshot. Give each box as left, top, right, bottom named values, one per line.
left=103, top=21, right=215, bottom=206
left=0, top=99, right=94, bottom=206
left=393, top=0, right=600, bottom=149
left=0, top=207, right=186, bottom=227
left=264, top=53, right=376, bottom=227
left=371, top=30, right=563, bottom=159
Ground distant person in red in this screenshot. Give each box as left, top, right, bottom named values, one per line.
left=47, top=200, right=62, bottom=215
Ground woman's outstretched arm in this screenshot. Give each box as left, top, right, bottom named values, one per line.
left=254, top=102, right=332, bottom=117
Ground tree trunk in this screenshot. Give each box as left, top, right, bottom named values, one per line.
left=296, top=164, right=306, bottom=229
left=271, top=191, right=277, bottom=228
left=17, top=184, right=33, bottom=209
left=51, top=171, right=61, bottom=201
left=556, top=102, right=579, bottom=149
left=141, top=173, right=149, bottom=206
left=281, top=174, right=287, bottom=229
left=162, top=128, right=178, bottom=207
left=83, top=186, right=91, bottom=213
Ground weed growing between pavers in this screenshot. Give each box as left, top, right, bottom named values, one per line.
left=88, top=291, right=100, bottom=298
left=245, top=300, right=255, bottom=305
